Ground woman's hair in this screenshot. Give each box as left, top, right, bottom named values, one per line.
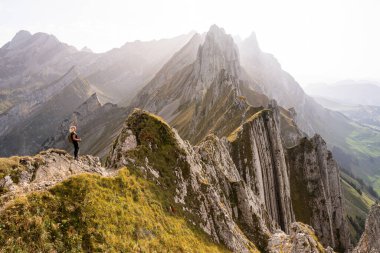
left=69, top=126, right=76, bottom=133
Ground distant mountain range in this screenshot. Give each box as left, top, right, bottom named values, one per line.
left=305, top=80, right=380, bottom=106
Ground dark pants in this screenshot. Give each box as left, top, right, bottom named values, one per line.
left=73, top=143, right=79, bottom=159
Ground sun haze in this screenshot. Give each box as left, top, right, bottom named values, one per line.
left=0, top=0, right=379, bottom=85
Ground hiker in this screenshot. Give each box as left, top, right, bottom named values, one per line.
left=69, top=126, right=81, bottom=160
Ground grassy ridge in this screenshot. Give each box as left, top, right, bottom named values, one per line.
left=0, top=168, right=229, bottom=253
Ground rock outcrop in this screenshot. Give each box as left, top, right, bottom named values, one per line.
left=353, top=204, right=380, bottom=253
left=268, top=222, right=334, bottom=253
left=287, top=135, right=350, bottom=252
left=106, top=109, right=263, bottom=252
left=0, top=149, right=107, bottom=206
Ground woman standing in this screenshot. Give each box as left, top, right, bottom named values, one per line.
left=69, top=126, right=81, bottom=160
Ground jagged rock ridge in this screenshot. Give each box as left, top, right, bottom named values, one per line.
left=106, top=109, right=339, bottom=252
left=353, top=204, right=380, bottom=253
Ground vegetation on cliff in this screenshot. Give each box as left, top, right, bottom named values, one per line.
left=0, top=168, right=228, bottom=252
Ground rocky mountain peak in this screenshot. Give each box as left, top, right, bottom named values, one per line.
left=240, top=32, right=261, bottom=56
left=4, top=30, right=61, bottom=51
left=3, top=30, right=32, bottom=50
left=207, top=24, right=227, bottom=37
left=195, top=24, right=241, bottom=86
left=11, top=30, right=32, bottom=42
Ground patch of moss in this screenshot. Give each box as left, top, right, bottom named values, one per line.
left=0, top=168, right=229, bottom=252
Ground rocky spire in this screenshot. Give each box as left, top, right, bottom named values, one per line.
left=353, top=204, right=380, bottom=253
left=194, top=24, right=241, bottom=88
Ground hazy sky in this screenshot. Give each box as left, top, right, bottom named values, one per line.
left=0, top=0, right=379, bottom=85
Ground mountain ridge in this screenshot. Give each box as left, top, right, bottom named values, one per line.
left=1, top=24, right=379, bottom=252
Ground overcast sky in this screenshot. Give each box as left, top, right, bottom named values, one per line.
left=0, top=0, right=379, bottom=85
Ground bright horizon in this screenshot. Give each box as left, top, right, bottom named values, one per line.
left=1, top=0, right=380, bottom=86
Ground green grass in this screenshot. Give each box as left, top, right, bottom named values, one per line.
left=341, top=177, right=375, bottom=244
left=0, top=168, right=229, bottom=253
left=369, top=174, right=380, bottom=196
left=346, top=125, right=380, bottom=157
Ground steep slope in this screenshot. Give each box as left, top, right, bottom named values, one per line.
left=227, top=109, right=294, bottom=233
left=341, top=171, right=377, bottom=244
left=0, top=30, right=194, bottom=105
left=0, top=74, right=94, bottom=156
left=353, top=204, right=380, bottom=253
left=106, top=109, right=264, bottom=252
left=0, top=30, right=87, bottom=90
left=238, top=33, right=351, bottom=140
left=43, top=93, right=128, bottom=159
left=287, top=136, right=350, bottom=251
left=86, top=32, right=195, bottom=102
left=0, top=66, right=80, bottom=136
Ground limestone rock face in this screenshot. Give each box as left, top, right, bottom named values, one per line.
left=0, top=149, right=107, bottom=206
left=353, top=204, right=380, bottom=253
left=268, top=222, right=335, bottom=253
left=287, top=135, right=350, bottom=252
left=228, top=109, right=295, bottom=234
